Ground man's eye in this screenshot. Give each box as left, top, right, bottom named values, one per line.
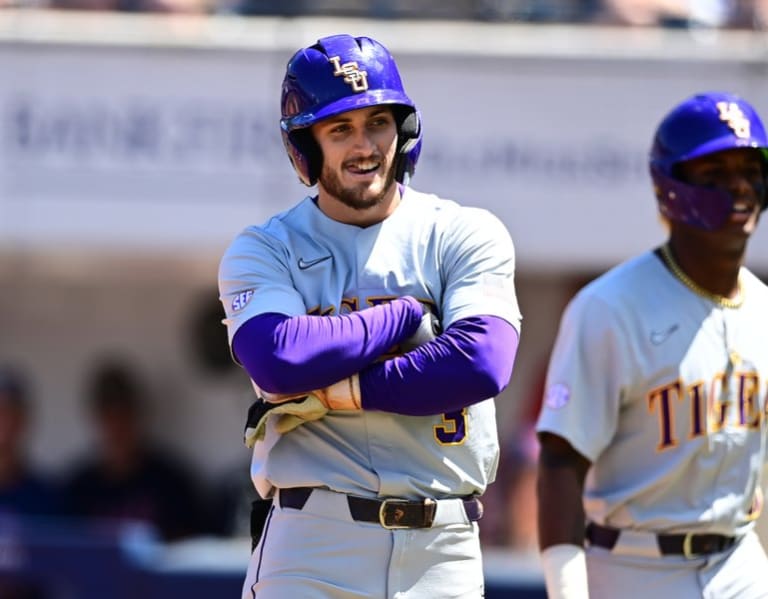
left=694, top=171, right=719, bottom=184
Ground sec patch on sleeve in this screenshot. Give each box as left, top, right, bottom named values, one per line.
left=232, top=289, right=254, bottom=312
left=544, top=383, right=570, bottom=410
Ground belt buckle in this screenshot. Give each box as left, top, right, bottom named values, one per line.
left=378, top=498, right=436, bottom=529
left=379, top=499, right=412, bottom=529
left=682, top=533, right=698, bottom=558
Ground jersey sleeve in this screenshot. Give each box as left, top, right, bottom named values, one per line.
left=439, top=207, right=521, bottom=331
left=536, top=291, right=628, bottom=462
left=218, top=227, right=307, bottom=345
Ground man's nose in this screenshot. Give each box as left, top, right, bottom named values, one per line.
left=350, top=129, right=376, bottom=152
left=726, top=172, right=757, bottom=197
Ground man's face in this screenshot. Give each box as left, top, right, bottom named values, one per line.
left=311, top=105, right=398, bottom=214
left=677, top=147, right=765, bottom=239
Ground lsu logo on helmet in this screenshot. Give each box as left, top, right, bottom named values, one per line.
left=329, top=56, right=369, bottom=92
left=717, top=101, right=751, bottom=138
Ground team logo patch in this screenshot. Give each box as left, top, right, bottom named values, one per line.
left=544, top=383, right=571, bottom=410
left=232, top=289, right=254, bottom=312
left=716, top=101, right=751, bottom=138
left=329, top=56, right=369, bottom=92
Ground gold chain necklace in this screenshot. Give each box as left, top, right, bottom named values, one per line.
left=659, top=244, right=744, bottom=309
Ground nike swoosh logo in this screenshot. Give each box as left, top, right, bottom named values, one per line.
left=650, top=324, right=679, bottom=345
left=297, top=255, right=332, bottom=270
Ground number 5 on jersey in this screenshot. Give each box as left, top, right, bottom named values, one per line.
left=435, top=409, right=468, bottom=444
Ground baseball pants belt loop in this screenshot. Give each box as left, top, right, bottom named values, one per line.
left=278, top=487, right=483, bottom=529
left=586, top=522, right=738, bottom=558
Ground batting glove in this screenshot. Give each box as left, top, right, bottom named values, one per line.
left=244, top=394, right=328, bottom=447
left=244, top=303, right=439, bottom=446
left=261, top=376, right=361, bottom=411
left=244, top=377, right=363, bottom=446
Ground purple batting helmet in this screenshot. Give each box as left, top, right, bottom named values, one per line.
left=650, top=91, right=768, bottom=230
left=280, top=34, right=422, bottom=187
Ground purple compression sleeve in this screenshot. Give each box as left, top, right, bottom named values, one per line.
left=232, top=296, right=423, bottom=394
left=360, top=315, right=519, bottom=416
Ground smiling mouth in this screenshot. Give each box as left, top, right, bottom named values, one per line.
left=725, top=200, right=759, bottom=226
left=732, top=199, right=754, bottom=213
left=347, top=160, right=381, bottom=175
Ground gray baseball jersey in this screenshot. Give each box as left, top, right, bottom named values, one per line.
left=537, top=250, right=768, bottom=536
left=219, top=187, right=521, bottom=501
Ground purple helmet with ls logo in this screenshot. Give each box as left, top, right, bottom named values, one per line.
left=650, top=91, right=768, bottom=230
left=280, top=34, right=422, bottom=187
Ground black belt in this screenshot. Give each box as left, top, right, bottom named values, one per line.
left=279, top=487, right=483, bottom=529
left=586, top=522, right=738, bottom=558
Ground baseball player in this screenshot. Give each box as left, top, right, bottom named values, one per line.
left=535, top=91, right=768, bottom=598
left=218, top=34, right=522, bottom=599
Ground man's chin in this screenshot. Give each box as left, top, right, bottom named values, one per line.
left=345, top=195, right=383, bottom=212
left=320, top=167, right=396, bottom=210
left=339, top=185, right=390, bottom=210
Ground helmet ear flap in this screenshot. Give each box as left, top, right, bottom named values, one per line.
left=283, top=128, right=323, bottom=186
left=394, top=108, right=422, bottom=184
left=398, top=110, right=420, bottom=141
left=761, top=149, right=768, bottom=212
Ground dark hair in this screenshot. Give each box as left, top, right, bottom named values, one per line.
left=87, top=360, right=144, bottom=413
left=0, top=365, right=30, bottom=410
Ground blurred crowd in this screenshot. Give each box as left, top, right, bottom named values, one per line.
left=0, top=361, right=255, bottom=544
left=0, top=0, right=767, bottom=30
left=0, top=358, right=542, bottom=553
left=0, top=354, right=545, bottom=554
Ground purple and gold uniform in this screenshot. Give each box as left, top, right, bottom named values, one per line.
left=218, top=35, right=521, bottom=599
left=536, top=92, right=768, bottom=599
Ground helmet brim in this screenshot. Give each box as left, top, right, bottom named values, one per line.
left=282, top=90, right=415, bottom=131
left=672, top=135, right=767, bottom=166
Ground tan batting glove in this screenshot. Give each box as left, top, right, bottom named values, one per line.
left=272, top=395, right=329, bottom=434
left=257, top=386, right=313, bottom=404
left=244, top=395, right=328, bottom=447
left=307, top=375, right=362, bottom=410
left=243, top=376, right=361, bottom=446
left=260, top=375, right=361, bottom=411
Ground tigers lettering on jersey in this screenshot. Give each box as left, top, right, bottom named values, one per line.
left=647, top=371, right=766, bottom=451
left=307, top=304, right=336, bottom=316
left=320, top=296, right=437, bottom=358
left=308, top=295, right=437, bottom=317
